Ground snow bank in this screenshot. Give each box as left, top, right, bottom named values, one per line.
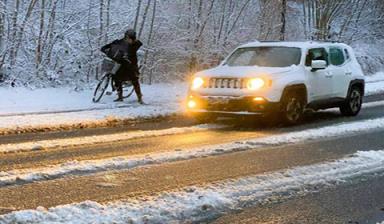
left=366, top=72, right=384, bottom=95
left=0, top=83, right=187, bottom=116
left=1, top=150, right=384, bottom=224
left=0, top=82, right=188, bottom=134
left=1, top=116, right=384, bottom=187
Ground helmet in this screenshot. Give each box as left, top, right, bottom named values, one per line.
left=125, top=29, right=136, bottom=40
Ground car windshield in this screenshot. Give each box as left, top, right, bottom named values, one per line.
left=225, top=47, right=302, bottom=67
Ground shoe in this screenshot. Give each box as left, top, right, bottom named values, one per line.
left=114, top=90, right=123, bottom=102
left=114, top=97, right=123, bottom=102
left=138, top=95, right=144, bottom=104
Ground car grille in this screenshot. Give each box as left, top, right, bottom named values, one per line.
left=205, top=78, right=246, bottom=89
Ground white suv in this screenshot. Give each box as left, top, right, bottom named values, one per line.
left=186, top=41, right=365, bottom=124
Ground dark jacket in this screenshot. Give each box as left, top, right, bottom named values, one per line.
left=101, top=39, right=143, bottom=81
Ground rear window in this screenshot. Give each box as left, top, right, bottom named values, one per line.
left=226, top=47, right=302, bottom=67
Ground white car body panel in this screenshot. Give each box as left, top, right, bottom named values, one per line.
left=189, top=41, right=365, bottom=112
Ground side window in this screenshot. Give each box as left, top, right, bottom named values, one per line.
left=344, top=49, right=350, bottom=60
left=329, top=47, right=345, bottom=66
left=305, top=48, right=328, bottom=66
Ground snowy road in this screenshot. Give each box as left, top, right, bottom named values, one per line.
left=0, top=94, right=384, bottom=223
left=214, top=173, right=384, bottom=224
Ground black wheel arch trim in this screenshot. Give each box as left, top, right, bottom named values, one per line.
left=281, top=84, right=308, bottom=104
left=347, top=79, right=365, bottom=97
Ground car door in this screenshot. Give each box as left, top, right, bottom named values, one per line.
left=328, top=46, right=349, bottom=98
left=305, top=48, right=333, bottom=101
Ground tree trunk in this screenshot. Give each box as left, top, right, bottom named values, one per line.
left=195, top=0, right=216, bottom=47
left=216, top=0, right=228, bottom=45
left=223, top=0, right=251, bottom=46
left=0, top=0, right=5, bottom=54
left=36, top=0, right=45, bottom=70
left=145, top=0, right=157, bottom=85
left=0, top=0, right=6, bottom=75
left=193, top=0, right=203, bottom=48
left=280, top=0, right=287, bottom=41
left=97, top=0, right=105, bottom=79
left=9, top=0, right=20, bottom=66
left=134, top=0, right=142, bottom=31
left=138, top=0, right=152, bottom=39
left=104, top=0, right=111, bottom=43
left=42, top=0, right=59, bottom=65
left=12, top=0, right=38, bottom=66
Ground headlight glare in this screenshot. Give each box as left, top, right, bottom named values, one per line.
left=187, top=100, right=197, bottom=108
left=192, top=77, right=204, bottom=90
left=247, top=78, right=265, bottom=90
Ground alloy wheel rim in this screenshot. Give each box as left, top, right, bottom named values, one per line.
left=350, top=90, right=362, bottom=113
left=286, top=98, right=302, bottom=122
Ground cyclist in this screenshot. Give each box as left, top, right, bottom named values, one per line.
left=101, top=29, right=143, bottom=103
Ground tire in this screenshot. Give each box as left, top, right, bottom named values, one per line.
left=93, top=74, right=111, bottom=103
left=281, top=92, right=305, bottom=125
left=340, top=86, right=363, bottom=116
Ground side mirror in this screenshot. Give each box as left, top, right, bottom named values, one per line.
left=311, top=60, right=327, bottom=72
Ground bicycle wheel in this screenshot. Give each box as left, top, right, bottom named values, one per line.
left=93, top=74, right=111, bottom=103
left=122, top=81, right=135, bottom=99
left=123, top=87, right=135, bottom=99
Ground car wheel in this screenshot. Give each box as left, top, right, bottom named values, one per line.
left=340, top=87, right=363, bottom=116
left=281, top=93, right=304, bottom=125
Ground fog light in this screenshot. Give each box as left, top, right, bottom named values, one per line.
left=253, top=97, right=265, bottom=102
left=188, top=100, right=197, bottom=108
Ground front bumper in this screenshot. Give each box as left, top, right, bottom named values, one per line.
left=187, top=95, right=280, bottom=116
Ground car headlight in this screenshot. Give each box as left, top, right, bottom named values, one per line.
left=247, top=78, right=265, bottom=90
left=192, top=77, right=204, bottom=90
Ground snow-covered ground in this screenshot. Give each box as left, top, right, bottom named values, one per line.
left=1, top=150, right=384, bottom=224
left=366, top=72, right=384, bottom=95
left=1, top=115, right=383, bottom=187
left=0, top=82, right=188, bottom=133
left=0, top=73, right=383, bottom=133
left=0, top=82, right=188, bottom=116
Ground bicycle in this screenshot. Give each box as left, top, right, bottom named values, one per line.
left=92, top=57, right=135, bottom=103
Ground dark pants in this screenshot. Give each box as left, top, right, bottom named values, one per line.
left=113, top=76, right=142, bottom=99
left=113, top=63, right=142, bottom=100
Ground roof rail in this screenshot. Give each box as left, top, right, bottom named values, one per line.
left=258, top=40, right=283, bottom=42
left=307, top=40, right=339, bottom=43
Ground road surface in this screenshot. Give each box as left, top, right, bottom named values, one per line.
left=0, top=94, right=384, bottom=223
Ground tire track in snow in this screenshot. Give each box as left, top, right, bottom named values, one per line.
left=0, top=124, right=226, bottom=154
left=2, top=99, right=384, bottom=155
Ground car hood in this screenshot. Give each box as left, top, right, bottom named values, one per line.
left=196, top=65, right=299, bottom=78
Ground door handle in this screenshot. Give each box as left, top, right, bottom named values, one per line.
left=325, top=73, right=333, bottom=78
left=345, top=72, right=352, bottom=76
